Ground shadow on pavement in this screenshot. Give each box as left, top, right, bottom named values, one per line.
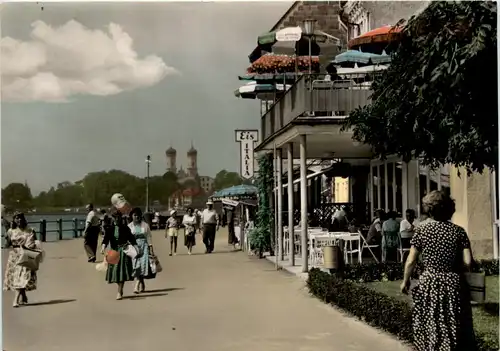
left=24, top=299, right=76, bottom=307
left=123, top=293, right=168, bottom=300
left=188, top=250, right=240, bottom=256
left=145, top=288, right=184, bottom=293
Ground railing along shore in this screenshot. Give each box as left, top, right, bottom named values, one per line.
left=28, top=218, right=86, bottom=242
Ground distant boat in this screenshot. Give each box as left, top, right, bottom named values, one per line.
left=64, top=208, right=71, bottom=212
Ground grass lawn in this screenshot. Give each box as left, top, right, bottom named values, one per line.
left=366, top=276, right=499, bottom=342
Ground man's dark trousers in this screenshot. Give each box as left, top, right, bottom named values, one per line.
left=203, top=224, right=217, bottom=253
left=84, top=226, right=100, bottom=260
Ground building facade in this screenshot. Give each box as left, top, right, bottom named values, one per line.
left=250, top=1, right=498, bottom=265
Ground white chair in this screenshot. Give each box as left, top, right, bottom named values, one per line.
left=343, top=233, right=361, bottom=264
left=359, top=231, right=380, bottom=263
left=398, top=232, right=413, bottom=262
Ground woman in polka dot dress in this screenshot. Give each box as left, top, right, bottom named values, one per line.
left=400, top=190, right=477, bottom=350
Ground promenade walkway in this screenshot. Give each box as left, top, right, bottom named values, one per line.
left=3, top=229, right=409, bottom=351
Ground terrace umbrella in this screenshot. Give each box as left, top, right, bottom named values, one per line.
left=234, top=81, right=291, bottom=100
left=211, top=185, right=258, bottom=201
left=333, top=50, right=391, bottom=66
left=238, top=73, right=298, bottom=84
left=347, top=25, right=403, bottom=54
left=255, top=26, right=341, bottom=61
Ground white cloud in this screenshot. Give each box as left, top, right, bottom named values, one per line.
left=1, top=20, right=178, bottom=102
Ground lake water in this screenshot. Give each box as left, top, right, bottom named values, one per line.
left=2, top=213, right=88, bottom=243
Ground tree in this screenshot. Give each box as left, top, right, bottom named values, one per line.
left=213, top=170, right=244, bottom=191
left=2, top=182, right=33, bottom=210
left=343, top=1, right=497, bottom=174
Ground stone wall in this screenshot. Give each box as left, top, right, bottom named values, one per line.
left=277, top=1, right=347, bottom=45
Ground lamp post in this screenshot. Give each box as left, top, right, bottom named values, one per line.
left=145, top=155, right=151, bottom=213
left=303, top=19, right=316, bottom=75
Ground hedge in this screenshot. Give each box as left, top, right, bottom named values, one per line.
left=341, top=259, right=499, bottom=283
left=307, top=268, right=499, bottom=351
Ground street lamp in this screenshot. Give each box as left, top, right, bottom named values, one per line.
left=303, top=19, right=317, bottom=75
left=145, top=155, right=151, bottom=213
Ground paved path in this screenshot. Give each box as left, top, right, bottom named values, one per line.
left=3, top=229, right=409, bottom=351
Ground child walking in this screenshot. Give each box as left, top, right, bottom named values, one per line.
left=166, top=210, right=179, bottom=256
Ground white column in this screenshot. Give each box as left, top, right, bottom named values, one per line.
left=299, top=135, right=308, bottom=273
left=402, top=162, right=408, bottom=215
left=491, top=171, right=499, bottom=259
left=287, top=143, right=295, bottom=266
left=369, top=165, right=374, bottom=221
left=392, top=162, right=397, bottom=212
left=384, top=161, right=389, bottom=212
left=425, top=166, right=431, bottom=194
left=276, top=148, right=284, bottom=261
left=377, top=164, right=381, bottom=209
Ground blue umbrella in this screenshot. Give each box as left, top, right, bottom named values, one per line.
left=211, top=185, right=258, bottom=201
left=333, top=50, right=391, bottom=65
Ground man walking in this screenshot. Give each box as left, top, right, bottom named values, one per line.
left=84, top=203, right=100, bottom=262
left=201, top=201, right=219, bottom=253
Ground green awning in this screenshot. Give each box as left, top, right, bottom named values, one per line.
left=258, top=31, right=277, bottom=46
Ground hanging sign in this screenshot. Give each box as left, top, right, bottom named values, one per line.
left=235, top=130, right=259, bottom=180
left=222, top=199, right=239, bottom=207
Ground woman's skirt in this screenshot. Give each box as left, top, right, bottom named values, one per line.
left=133, top=239, right=156, bottom=280
left=184, top=230, right=196, bottom=247
left=106, top=246, right=134, bottom=284
left=3, top=249, right=37, bottom=291
left=412, top=271, right=477, bottom=351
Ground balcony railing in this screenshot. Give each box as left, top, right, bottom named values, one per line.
left=260, top=73, right=377, bottom=142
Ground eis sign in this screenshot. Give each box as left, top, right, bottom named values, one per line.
left=235, top=130, right=259, bottom=180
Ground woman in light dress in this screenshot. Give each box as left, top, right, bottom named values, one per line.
left=182, top=207, right=197, bottom=255
left=128, top=207, right=156, bottom=293
left=166, top=210, right=179, bottom=256
left=3, top=212, right=41, bottom=307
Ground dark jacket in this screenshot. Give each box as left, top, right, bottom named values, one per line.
left=102, top=224, right=137, bottom=250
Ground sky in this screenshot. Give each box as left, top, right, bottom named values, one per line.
left=1, top=1, right=292, bottom=194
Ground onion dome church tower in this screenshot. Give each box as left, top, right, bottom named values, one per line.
left=166, top=146, right=177, bottom=173
left=187, top=143, right=198, bottom=178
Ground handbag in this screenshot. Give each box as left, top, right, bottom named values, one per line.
left=17, top=246, right=43, bottom=271
left=149, top=255, right=162, bottom=274
left=123, top=244, right=139, bottom=259
left=95, top=261, right=108, bottom=272
left=465, top=272, right=486, bottom=304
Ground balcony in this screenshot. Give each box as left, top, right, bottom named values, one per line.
left=260, top=73, right=375, bottom=142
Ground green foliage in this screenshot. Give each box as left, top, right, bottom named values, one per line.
left=249, top=154, right=274, bottom=255
left=4, top=168, right=227, bottom=211
left=213, top=170, right=244, bottom=192
left=2, top=183, right=33, bottom=211
left=308, top=268, right=498, bottom=350
left=307, top=268, right=413, bottom=341
left=343, top=1, right=497, bottom=174
left=340, top=259, right=498, bottom=283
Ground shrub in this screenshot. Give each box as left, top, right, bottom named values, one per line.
left=341, top=259, right=498, bottom=283
left=307, top=268, right=499, bottom=351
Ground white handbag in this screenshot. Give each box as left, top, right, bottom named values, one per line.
left=123, top=244, right=139, bottom=259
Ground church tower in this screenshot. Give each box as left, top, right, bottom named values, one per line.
left=166, top=146, right=177, bottom=173
left=187, top=143, right=198, bottom=178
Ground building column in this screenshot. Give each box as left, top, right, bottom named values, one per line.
left=369, top=165, right=374, bottom=221
left=299, top=135, right=309, bottom=273
left=276, top=148, right=284, bottom=261
left=287, top=143, right=295, bottom=266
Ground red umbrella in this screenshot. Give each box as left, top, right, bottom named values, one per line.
left=348, top=25, right=403, bottom=50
